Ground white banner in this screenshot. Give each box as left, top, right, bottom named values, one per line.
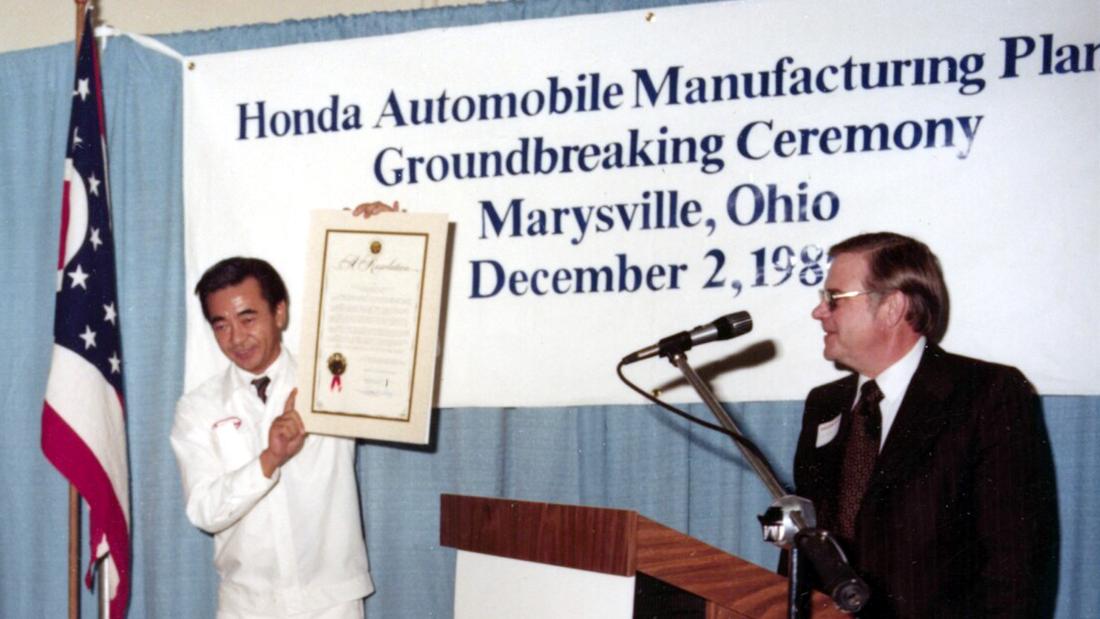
left=183, top=0, right=1100, bottom=405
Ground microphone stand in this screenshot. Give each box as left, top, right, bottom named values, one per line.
left=666, top=351, right=868, bottom=617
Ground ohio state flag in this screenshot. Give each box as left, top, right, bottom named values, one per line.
left=41, top=6, right=131, bottom=617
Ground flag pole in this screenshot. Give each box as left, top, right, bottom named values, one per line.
left=69, top=6, right=89, bottom=619
left=69, top=487, right=80, bottom=619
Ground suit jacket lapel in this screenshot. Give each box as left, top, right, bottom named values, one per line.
left=803, top=375, right=858, bottom=522
left=867, top=346, right=956, bottom=497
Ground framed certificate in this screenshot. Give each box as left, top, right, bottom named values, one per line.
left=297, top=210, right=448, bottom=444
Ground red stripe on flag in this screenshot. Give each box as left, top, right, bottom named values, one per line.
left=59, top=178, right=70, bottom=270
left=42, top=402, right=131, bottom=619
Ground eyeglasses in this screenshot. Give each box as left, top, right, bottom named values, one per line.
left=818, top=289, right=876, bottom=311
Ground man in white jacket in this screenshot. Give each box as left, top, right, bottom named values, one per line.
left=171, top=255, right=372, bottom=618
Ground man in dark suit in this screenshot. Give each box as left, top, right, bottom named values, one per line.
left=793, top=232, right=1057, bottom=617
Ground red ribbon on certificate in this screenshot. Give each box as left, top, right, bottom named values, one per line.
left=331, top=375, right=342, bottom=392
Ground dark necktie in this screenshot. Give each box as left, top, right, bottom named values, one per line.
left=835, top=379, right=884, bottom=542
left=251, top=376, right=271, bottom=404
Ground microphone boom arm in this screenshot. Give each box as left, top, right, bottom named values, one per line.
left=667, top=351, right=791, bottom=505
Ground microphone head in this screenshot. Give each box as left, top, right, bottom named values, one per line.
left=714, top=311, right=752, bottom=340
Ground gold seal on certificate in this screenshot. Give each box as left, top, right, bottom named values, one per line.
left=297, top=209, right=448, bottom=444
left=327, top=352, right=347, bottom=392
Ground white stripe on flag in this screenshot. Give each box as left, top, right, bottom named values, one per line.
left=45, top=344, right=131, bottom=521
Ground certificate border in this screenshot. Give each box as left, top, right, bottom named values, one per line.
left=309, top=228, right=428, bottom=423
left=297, top=210, right=448, bottom=445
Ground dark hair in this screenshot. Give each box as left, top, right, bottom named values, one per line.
left=194, top=257, right=288, bottom=322
left=830, top=232, right=949, bottom=343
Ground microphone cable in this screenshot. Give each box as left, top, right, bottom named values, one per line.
left=616, top=358, right=784, bottom=486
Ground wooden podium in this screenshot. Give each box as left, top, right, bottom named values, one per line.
left=440, top=494, right=845, bottom=618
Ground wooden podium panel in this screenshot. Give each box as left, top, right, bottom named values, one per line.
left=440, top=493, right=638, bottom=576
left=440, top=494, right=845, bottom=619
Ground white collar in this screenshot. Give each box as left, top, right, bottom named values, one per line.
left=858, top=336, right=926, bottom=405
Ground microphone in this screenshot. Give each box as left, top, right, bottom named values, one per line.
left=622, top=311, right=752, bottom=364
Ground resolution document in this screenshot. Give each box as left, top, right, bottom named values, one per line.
left=297, top=210, right=448, bottom=444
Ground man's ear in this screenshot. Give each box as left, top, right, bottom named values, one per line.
left=275, top=301, right=288, bottom=330
left=880, top=290, right=909, bottom=327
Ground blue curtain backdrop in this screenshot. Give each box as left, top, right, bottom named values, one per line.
left=1, top=1, right=1096, bottom=616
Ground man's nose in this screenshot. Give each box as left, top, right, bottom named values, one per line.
left=811, top=300, right=829, bottom=320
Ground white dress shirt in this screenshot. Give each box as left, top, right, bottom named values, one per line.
left=856, top=336, right=926, bottom=450
left=171, top=349, right=373, bottom=617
